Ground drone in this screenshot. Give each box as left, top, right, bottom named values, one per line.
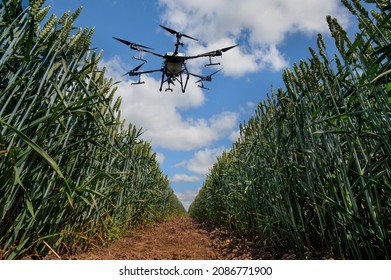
left=114, top=25, right=237, bottom=92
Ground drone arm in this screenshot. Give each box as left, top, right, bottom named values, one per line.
left=125, top=68, right=163, bottom=77
left=186, top=52, right=214, bottom=60
left=186, top=44, right=239, bottom=60
left=189, top=72, right=204, bottom=80
left=133, top=68, right=163, bottom=76
left=135, top=48, right=165, bottom=58
left=189, top=67, right=223, bottom=81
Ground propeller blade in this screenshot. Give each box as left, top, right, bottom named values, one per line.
left=113, top=37, right=132, bottom=45
left=113, top=37, right=154, bottom=50
left=159, top=25, right=177, bottom=35
left=134, top=44, right=154, bottom=50
left=159, top=25, right=198, bottom=41
left=209, top=45, right=239, bottom=56
left=132, top=63, right=145, bottom=72
left=209, top=68, right=223, bottom=76
left=220, top=44, right=238, bottom=52
left=123, top=63, right=145, bottom=76
left=203, top=68, right=223, bottom=81
left=187, top=44, right=238, bottom=59
left=190, top=68, right=223, bottom=82
left=181, top=33, right=198, bottom=41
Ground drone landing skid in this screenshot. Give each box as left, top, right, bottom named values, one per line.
left=132, top=56, right=147, bottom=63
left=205, top=62, right=221, bottom=67
left=204, top=62, right=220, bottom=67
left=131, top=81, right=145, bottom=85
left=205, top=56, right=220, bottom=67
left=132, top=75, right=145, bottom=85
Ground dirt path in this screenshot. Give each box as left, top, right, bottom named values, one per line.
left=62, top=215, right=296, bottom=260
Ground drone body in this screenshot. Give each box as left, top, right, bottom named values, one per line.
left=114, top=25, right=237, bottom=92
left=165, top=52, right=186, bottom=75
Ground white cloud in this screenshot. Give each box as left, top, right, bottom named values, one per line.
left=159, top=0, right=349, bottom=42
left=180, top=146, right=226, bottom=175
left=158, top=0, right=350, bottom=75
left=101, top=56, right=240, bottom=151
left=101, top=1, right=350, bottom=152
left=147, top=110, right=238, bottom=151
left=239, top=101, right=256, bottom=114
left=229, top=129, right=240, bottom=143
left=170, top=174, right=201, bottom=183
left=155, top=152, right=165, bottom=164
left=175, top=188, right=201, bottom=210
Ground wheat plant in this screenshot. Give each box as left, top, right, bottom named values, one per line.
left=189, top=0, right=390, bottom=259
left=0, top=0, right=185, bottom=259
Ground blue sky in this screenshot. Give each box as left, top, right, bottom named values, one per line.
left=33, top=0, right=354, bottom=209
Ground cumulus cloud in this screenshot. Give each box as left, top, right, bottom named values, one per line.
left=158, top=0, right=350, bottom=75
left=229, top=129, right=240, bottom=143
left=175, top=188, right=201, bottom=210
left=101, top=57, right=239, bottom=151
left=155, top=152, right=165, bottom=164
left=170, top=174, right=201, bottom=184
left=98, top=0, right=352, bottom=210
left=177, top=146, right=226, bottom=175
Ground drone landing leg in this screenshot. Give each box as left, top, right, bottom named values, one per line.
left=181, top=73, right=189, bottom=93
left=132, top=49, right=148, bottom=63
left=179, top=66, right=190, bottom=93
left=205, top=56, right=221, bottom=67
left=132, top=56, right=147, bottom=63
left=198, top=81, right=209, bottom=90
left=159, top=71, right=165, bottom=92
left=131, top=75, right=145, bottom=85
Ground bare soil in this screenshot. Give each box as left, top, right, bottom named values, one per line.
left=59, top=215, right=297, bottom=260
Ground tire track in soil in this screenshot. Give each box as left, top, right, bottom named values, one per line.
left=63, top=215, right=296, bottom=260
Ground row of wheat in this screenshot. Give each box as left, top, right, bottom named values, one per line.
left=0, top=0, right=185, bottom=259
left=189, top=0, right=390, bottom=259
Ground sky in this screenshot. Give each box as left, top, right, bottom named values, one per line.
left=31, top=0, right=355, bottom=210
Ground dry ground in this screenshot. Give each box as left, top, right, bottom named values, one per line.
left=58, top=215, right=296, bottom=260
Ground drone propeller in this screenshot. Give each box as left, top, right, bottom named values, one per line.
left=210, top=45, right=238, bottom=56
left=205, top=68, right=223, bottom=80
left=113, top=37, right=154, bottom=50
left=190, top=68, right=223, bottom=83
left=187, top=44, right=238, bottom=61
left=220, top=45, right=238, bottom=53
left=159, top=25, right=198, bottom=41
left=123, top=63, right=145, bottom=76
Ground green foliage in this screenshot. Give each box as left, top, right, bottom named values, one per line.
left=189, top=0, right=391, bottom=259
left=0, top=0, right=185, bottom=259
